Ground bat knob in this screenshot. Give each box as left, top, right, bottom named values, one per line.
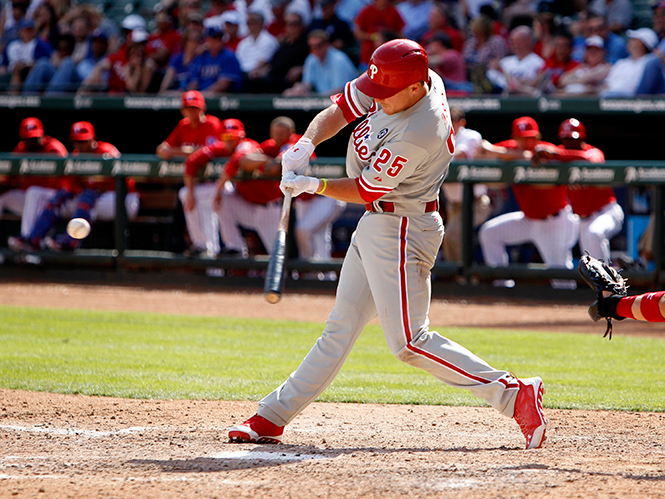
left=264, top=291, right=281, bottom=304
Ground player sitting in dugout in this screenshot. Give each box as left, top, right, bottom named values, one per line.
left=9, top=121, right=139, bottom=252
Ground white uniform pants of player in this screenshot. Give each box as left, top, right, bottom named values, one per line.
left=21, top=186, right=140, bottom=237
left=0, top=189, right=26, bottom=217
left=178, top=183, right=225, bottom=256
left=258, top=211, right=519, bottom=427
left=295, top=197, right=346, bottom=260
left=579, top=201, right=624, bottom=262
left=479, top=205, right=579, bottom=269
left=217, top=192, right=282, bottom=255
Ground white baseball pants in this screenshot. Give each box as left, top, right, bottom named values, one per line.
left=258, top=211, right=519, bottom=427
left=479, top=205, right=579, bottom=268
left=21, top=186, right=140, bottom=237
left=295, top=196, right=346, bottom=260
left=178, top=183, right=222, bottom=255
left=217, top=192, right=281, bottom=255
left=578, top=201, right=624, bottom=262
left=0, top=189, right=26, bottom=216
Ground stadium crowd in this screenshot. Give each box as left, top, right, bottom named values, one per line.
left=1, top=0, right=665, bottom=96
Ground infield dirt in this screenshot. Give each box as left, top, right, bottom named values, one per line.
left=1, top=282, right=664, bottom=498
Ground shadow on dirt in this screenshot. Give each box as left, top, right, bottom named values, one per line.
left=126, top=444, right=522, bottom=472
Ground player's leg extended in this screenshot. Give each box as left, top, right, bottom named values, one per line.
left=178, top=185, right=216, bottom=254
left=478, top=211, right=532, bottom=266
left=20, top=186, right=56, bottom=238
left=533, top=206, right=579, bottom=269
left=360, top=213, right=519, bottom=416
left=579, top=203, right=624, bottom=262
left=257, top=226, right=378, bottom=427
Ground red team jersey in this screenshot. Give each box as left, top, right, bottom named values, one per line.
left=164, top=115, right=223, bottom=152
left=145, top=29, right=182, bottom=66
left=549, top=143, right=616, bottom=218
left=13, top=136, right=70, bottom=190
left=72, top=141, right=134, bottom=193
left=495, top=139, right=569, bottom=220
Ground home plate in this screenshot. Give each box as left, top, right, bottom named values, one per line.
left=213, top=450, right=329, bottom=462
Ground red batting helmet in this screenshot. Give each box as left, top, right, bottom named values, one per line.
left=19, top=117, right=44, bottom=139
left=356, top=39, right=429, bottom=99
left=221, top=118, right=246, bottom=139
left=558, top=118, right=586, bottom=140
left=70, top=121, right=95, bottom=141
left=511, top=116, right=540, bottom=138
left=181, top=90, right=205, bottom=109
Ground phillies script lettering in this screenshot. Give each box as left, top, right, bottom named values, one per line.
left=352, top=119, right=374, bottom=162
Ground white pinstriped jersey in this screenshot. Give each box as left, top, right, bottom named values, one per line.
left=336, top=69, right=455, bottom=214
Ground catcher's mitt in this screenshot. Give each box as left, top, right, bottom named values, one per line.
left=578, top=253, right=628, bottom=339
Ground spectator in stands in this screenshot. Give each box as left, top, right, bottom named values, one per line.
left=60, top=4, right=121, bottom=54
left=146, top=11, right=181, bottom=69
left=159, top=29, right=203, bottom=93
left=1, top=117, right=67, bottom=237
left=0, top=1, right=28, bottom=51
left=354, top=0, right=404, bottom=68
left=33, top=3, right=59, bottom=50
left=533, top=12, right=557, bottom=61
left=652, top=1, right=665, bottom=65
left=588, top=0, right=632, bottom=34
left=80, top=29, right=155, bottom=93
left=463, top=0, right=493, bottom=20
left=558, top=35, right=611, bottom=95
left=587, top=13, right=627, bottom=63
left=425, top=33, right=473, bottom=94
left=308, top=0, right=357, bottom=61
left=420, top=2, right=464, bottom=52
left=219, top=10, right=243, bottom=51
left=501, top=0, right=537, bottom=32
left=22, top=33, right=77, bottom=93
left=334, top=0, right=370, bottom=26
left=487, top=25, right=544, bottom=95
left=267, top=0, right=311, bottom=40
left=441, top=108, right=491, bottom=263
left=600, top=28, right=665, bottom=97
left=396, top=0, right=432, bottom=42
left=188, top=24, right=242, bottom=94
left=0, top=19, right=51, bottom=92
left=157, top=90, right=224, bottom=257
left=539, top=31, right=578, bottom=93
left=206, top=0, right=234, bottom=20
left=479, top=116, right=579, bottom=289
left=233, top=0, right=274, bottom=33
left=570, top=10, right=591, bottom=62
left=283, top=29, right=357, bottom=95
left=245, top=11, right=309, bottom=93
left=235, top=11, right=278, bottom=78
left=68, top=16, right=94, bottom=67
left=76, top=30, right=110, bottom=85
left=179, top=0, right=204, bottom=30
left=462, top=14, right=509, bottom=93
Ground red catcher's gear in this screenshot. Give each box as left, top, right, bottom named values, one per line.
left=221, top=118, right=246, bottom=139
left=181, top=90, right=205, bottom=109
left=511, top=116, right=540, bottom=138
left=70, top=121, right=95, bottom=141
left=20, top=117, right=44, bottom=139
left=356, top=39, right=429, bottom=99
left=558, top=118, right=587, bottom=140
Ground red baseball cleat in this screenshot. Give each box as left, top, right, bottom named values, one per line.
left=228, top=414, right=284, bottom=444
left=513, top=377, right=547, bottom=450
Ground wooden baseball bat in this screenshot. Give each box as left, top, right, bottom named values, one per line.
left=263, top=188, right=293, bottom=304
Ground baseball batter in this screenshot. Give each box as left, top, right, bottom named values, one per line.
left=228, top=39, right=547, bottom=450
left=533, top=118, right=624, bottom=263
left=157, top=90, right=224, bottom=257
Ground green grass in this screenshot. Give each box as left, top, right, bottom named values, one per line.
left=0, top=306, right=663, bottom=411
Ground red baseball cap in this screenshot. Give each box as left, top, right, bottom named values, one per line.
left=558, top=118, right=586, bottom=140
left=511, top=116, right=540, bottom=138
left=221, top=118, right=246, bottom=139
left=70, top=121, right=95, bottom=141
left=19, top=117, right=44, bottom=139
left=181, top=90, right=205, bottom=109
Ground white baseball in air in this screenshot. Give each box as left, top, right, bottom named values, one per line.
left=66, top=218, right=91, bottom=239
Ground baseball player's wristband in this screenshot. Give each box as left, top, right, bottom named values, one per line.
left=316, top=178, right=328, bottom=195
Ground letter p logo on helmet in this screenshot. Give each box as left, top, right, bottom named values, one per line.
left=369, top=64, right=379, bottom=79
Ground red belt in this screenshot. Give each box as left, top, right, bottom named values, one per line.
left=366, top=200, right=439, bottom=213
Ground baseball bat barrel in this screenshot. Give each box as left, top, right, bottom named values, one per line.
left=263, top=189, right=293, bottom=304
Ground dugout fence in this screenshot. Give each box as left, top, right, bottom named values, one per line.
left=0, top=154, right=663, bottom=288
